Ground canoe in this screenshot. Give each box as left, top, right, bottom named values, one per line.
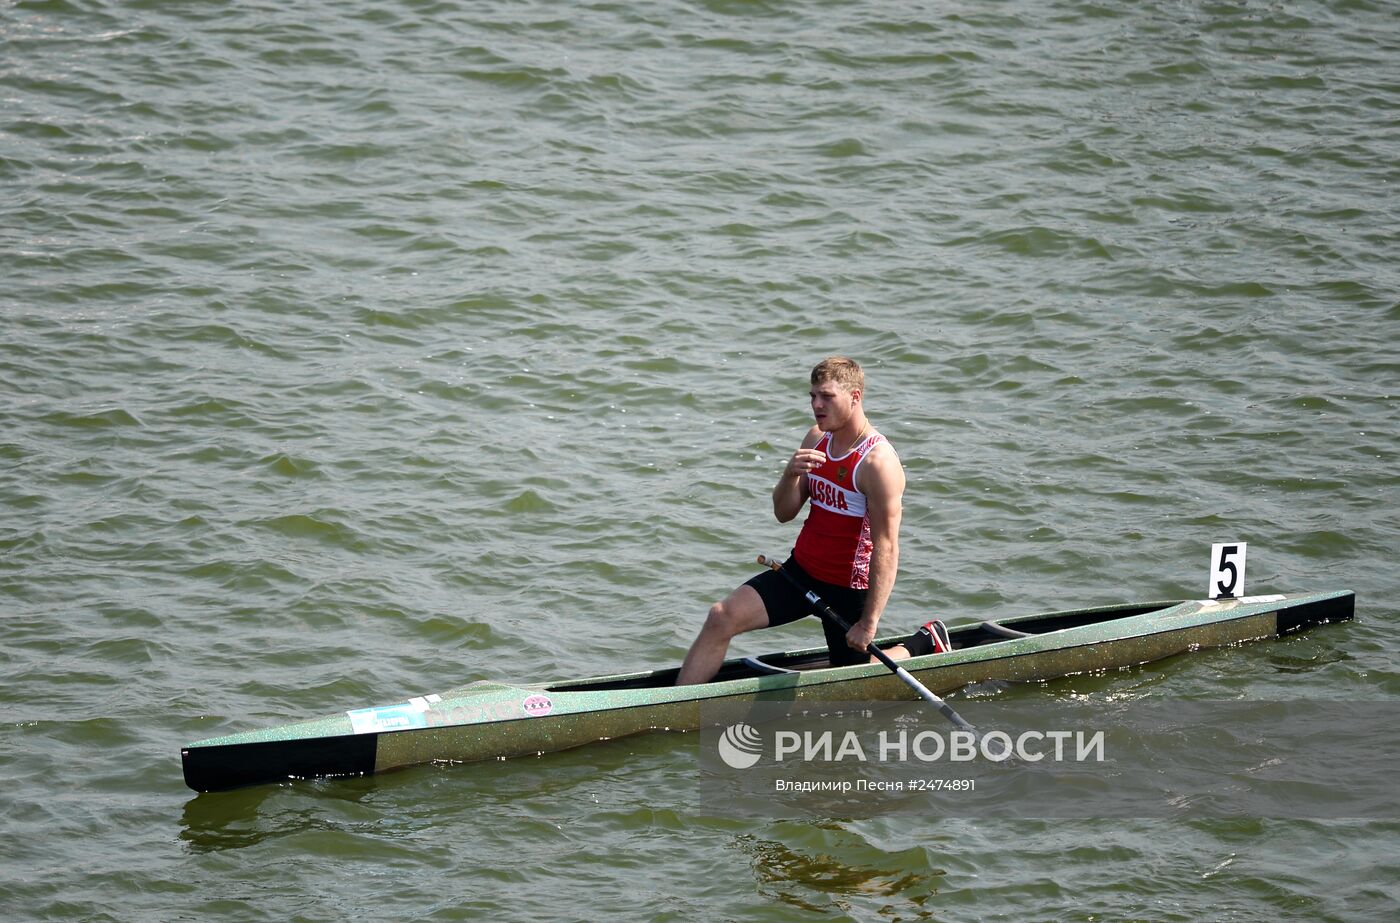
left=181, top=589, right=1353, bottom=792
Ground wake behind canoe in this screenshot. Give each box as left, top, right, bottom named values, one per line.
left=181, top=590, right=1354, bottom=792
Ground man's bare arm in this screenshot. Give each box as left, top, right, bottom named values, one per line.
left=845, top=441, right=905, bottom=651
left=772, top=426, right=824, bottom=523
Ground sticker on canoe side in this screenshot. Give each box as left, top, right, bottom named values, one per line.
left=347, top=697, right=436, bottom=735
left=522, top=694, right=553, bottom=717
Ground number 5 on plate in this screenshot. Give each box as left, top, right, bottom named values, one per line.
left=1209, top=543, right=1247, bottom=599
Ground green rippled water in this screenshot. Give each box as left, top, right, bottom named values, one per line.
left=3, top=0, right=1398, bottom=919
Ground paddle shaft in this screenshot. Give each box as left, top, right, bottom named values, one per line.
left=756, top=555, right=979, bottom=735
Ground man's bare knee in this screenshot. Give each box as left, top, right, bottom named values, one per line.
left=703, top=601, right=741, bottom=639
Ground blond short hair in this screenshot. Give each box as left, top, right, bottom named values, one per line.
left=810, top=356, right=864, bottom=393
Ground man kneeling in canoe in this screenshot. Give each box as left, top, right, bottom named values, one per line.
left=677, top=356, right=950, bottom=685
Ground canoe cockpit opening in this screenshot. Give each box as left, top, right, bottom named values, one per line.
left=950, top=603, right=1173, bottom=649
left=542, top=602, right=1183, bottom=693
left=544, top=651, right=827, bottom=692
left=740, top=655, right=797, bottom=675
left=980, top=620, right=1032, bottom=639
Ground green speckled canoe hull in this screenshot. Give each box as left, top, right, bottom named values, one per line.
left=181, top=590, right=1353, bottom=791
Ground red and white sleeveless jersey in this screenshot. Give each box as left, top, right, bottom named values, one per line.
left=792, top=431, right=888, bottom=589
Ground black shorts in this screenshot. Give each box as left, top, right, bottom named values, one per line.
left=745, top=557, right=869, bottom=667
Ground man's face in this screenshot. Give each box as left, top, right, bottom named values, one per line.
left=809, top=379, right=859, bottom=431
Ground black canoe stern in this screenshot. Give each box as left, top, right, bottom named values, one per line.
left=1276, top=590, right=1355, bottom=637
left=182, top=733, right=378, bottom=793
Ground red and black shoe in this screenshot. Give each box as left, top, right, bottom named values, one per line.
left=910, top=619, right=952, bottom=655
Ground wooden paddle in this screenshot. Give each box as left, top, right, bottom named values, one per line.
left=757, top=554, right=984, bottom=738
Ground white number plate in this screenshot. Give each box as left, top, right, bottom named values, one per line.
left=1209, top=542, right=1247, bottom=599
